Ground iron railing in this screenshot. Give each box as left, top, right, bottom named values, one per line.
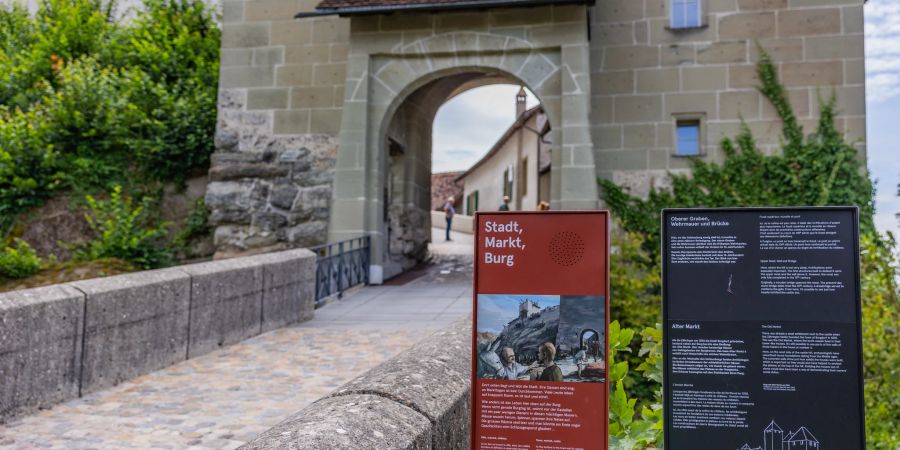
left=309, top=236, right=370, bottom=307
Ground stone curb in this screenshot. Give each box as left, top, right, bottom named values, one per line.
left=241, top=318, right=472, bottom=450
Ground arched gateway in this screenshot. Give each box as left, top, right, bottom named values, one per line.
left=326, top=23, right=597, bottom=279
left=208, top=0, right=865, bottom=280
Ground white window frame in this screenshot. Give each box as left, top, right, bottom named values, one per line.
left=673, top=114, right=705, bottom=157
left=669, top=0, right=704, bottom=30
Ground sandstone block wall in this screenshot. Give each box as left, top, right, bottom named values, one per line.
left=211, top=0, right=349, bottom=256
left=590, top=0, right=866, bottom=197
left=0, top=249, right=316, bottom=422
left=212, top=0, right=866, bottom=255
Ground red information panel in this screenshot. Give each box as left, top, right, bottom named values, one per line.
left=471, top=211, right=609, bottom=450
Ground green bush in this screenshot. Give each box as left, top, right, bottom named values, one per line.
left=609, top=231, right=662, bottom=406
left=0, top=0, right=219, bottom=230
left=41, top=57, right=150, bottom=191
left=117, top=0, right=219, bottom=185
left=601, top=51, right=900, bottom=449
left=0, top=238, right=42, bottom=278
left=859, top=234, right=900, bottom=448
left=601, top=55, right=874, bottom=261
left=608, top=321, right=663, bottom=450
left=76, top=185, right=172, bottom=269
left=173, top=197, right=211, bottom=249
left=0, top=105, right=63, bottom=231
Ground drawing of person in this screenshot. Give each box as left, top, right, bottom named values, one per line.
left=495, top=347, right=529, bottom=380
left=536, top=342, right=563, bottom=382
left=574, top=345, right=589, bottom=378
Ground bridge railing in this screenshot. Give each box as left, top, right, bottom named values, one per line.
left=309, top=236, right=370, bottom=307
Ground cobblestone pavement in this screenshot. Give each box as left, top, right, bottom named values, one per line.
left=0, top=239, right=474, bottom=450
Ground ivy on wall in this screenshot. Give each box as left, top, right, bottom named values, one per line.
left=602, top=51, right=899, bottom=449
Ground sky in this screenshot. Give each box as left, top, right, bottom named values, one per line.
left=433, top=2, right=900, bottom=237
left=432, top=85, right=540, bottom=174
left=476, top=294, right=559, bottom=335
left=865, top=0, right=900, bottom=237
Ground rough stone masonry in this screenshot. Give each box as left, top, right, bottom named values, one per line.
left=209, top=0, right=866, bottom=260
left=207, top=89, right=336, bottom=256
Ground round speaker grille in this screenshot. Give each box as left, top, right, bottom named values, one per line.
left=549, top=231, right=585, bottom=267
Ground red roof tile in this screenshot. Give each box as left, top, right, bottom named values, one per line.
left=315, top=0, right=586, bottom=11
left=319, top=0, right=474, bottom=7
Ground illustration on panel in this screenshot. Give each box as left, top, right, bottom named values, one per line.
left=477, top=294, right=606, bottom=383
left=736, top=420, right=820, bottom=450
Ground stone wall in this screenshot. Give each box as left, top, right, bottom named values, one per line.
left=208, top=90, right=338, bottom=257
left=210, top=0, right=349, bottom=256
left=212, top=0, right=866, bottom=257
left=590, top=0, right=866, bottom=197
left=0, top=249, right=316, bottom=422
left=242, top=318, right=471, bottom=450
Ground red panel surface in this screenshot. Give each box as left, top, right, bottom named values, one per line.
left=471, top=211, right=609, bottom=450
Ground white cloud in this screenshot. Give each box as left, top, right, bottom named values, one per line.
left=866, top=0, right=900, bottom=103
left=432, top=85, right=539, bottom=173
left=867, top=97, right=900, bottom=238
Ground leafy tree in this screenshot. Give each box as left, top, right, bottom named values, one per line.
left=0, top=0, right=219, bottom=235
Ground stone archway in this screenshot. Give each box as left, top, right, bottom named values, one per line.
left=328, top=28, right=597, bottom=281
left=579, top=328, right=599, bottom=349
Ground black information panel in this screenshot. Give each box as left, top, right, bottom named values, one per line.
left=662, top=207, right=865, bottom=450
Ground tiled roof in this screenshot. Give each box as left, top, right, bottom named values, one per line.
left=431, top=171, right=465, bottom=210
left=315, top=0, right=587, bottom=11
left=318, top=0, right=475, bottom=8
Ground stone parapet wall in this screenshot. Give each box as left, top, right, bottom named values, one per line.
left=0, top=249, right=316, bottom=422
left=242, top=318, right=471, bottom=450
left=431, top=211, right=474, bottom=235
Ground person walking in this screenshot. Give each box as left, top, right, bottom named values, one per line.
left=498, top=195, right=510, bottom=211
left=443, top=197, right=455, bottom=241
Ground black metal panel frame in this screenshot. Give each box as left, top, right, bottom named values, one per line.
left=661, top=206, right=865, bottom=449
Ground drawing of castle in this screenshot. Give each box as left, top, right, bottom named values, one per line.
left=738, top=420, right=820, bottom=450
left=519, top=299, right=541, bottom=320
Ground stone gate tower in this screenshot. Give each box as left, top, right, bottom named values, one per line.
left=209, top=0, right=866, bottom=280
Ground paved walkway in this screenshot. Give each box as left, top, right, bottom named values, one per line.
left=0, top=234, right=474, bottom=450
